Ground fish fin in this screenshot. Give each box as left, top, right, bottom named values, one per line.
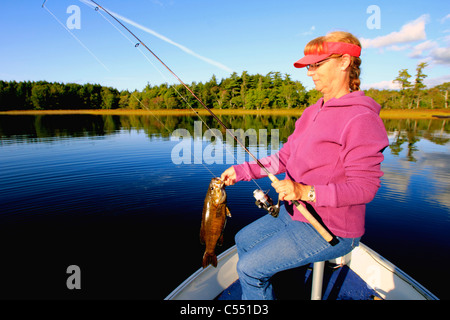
left=202, top=252, right=217, bottom=268
left=217, top=233, right=224, bottom=246
left=199, top=225, right=204, bottom=244
left=226, top=207, right=231, bottom=217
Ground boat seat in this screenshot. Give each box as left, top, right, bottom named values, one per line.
left=311, top=251, right=352, bottom=300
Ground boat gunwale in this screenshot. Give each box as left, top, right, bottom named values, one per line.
left=350, top=244, right=438, bottom=300
left=164, top=246, right=238, bottom=300
left=165, top=243, right=438, bottom=300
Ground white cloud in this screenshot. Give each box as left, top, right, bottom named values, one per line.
left=361, top=80, right=401, bottom=90
left=441, top=14, right=450, bottom=24
left=408, top=40, right=438, bottom=58
left=362, top=75, right=450, bottom=91
left=430, top=47, right=450, bottom=65
left=361, top=14, right=429, bottom=48
left=425, top=74, right=450, bottom=87
left=361, top=14, right=450, bottom=66
left=406, top=40, right=450, bottom=65
left=151, top=0, right=164, bottom=7
left=387, top=44, right=410, bottom=51
left=300, top=26, right=316, bottom=36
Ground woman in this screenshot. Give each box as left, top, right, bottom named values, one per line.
left=220, top=31, right=389, bottom=300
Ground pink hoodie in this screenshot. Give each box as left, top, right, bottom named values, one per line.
left=233, top=91, right=389, bottom=238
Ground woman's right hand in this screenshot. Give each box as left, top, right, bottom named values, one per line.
left=220, top=167, right=237, bottom=186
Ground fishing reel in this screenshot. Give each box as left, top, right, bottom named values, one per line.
left=253, top=189, right=280, bottom=217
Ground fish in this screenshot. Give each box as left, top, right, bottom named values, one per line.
left=200, top=177, right=231, bottom=268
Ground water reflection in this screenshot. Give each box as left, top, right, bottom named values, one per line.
left=382, top=138, right=450, bottom=209
left=1, top=114, right=449, bottom=209
left=384, top=119, right=450, bottom=162
left=2, top=114, right=448, bottom=208
left=1, top=114, right=449, bottom=149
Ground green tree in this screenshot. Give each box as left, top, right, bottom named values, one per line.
left=434, top=82, right=449, bottom=109
left=101, top=87, right=119, bottom=109
left=394, top=69, right=413, bottom=90
left=30, top=83, right=51, bottom=110
left=118, top=90, right=131, bottom=109
left=3, top=72, right=449, bottom=111
left=306, top=89, right=322, bottom=106
left=128, top=90, right=142, bottom=109
left=16, top=81, right=33, bottom=109
left=0, top=81, right=18, bottom=110
left=413, top=62, right=428, bottom=108
left=394, top=69, right=413, bottom=108
left=414, top=62, right=428, bottom=90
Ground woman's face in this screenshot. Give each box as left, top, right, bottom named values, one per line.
left=307, top=58, right=340, bottom=93
left=306, top=54, right=351, bottom=100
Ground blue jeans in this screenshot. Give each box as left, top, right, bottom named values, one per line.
left=235, top=205, right=360, bottom=300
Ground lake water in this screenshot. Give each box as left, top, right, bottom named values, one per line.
left=0, top=114, right=449, bottom=300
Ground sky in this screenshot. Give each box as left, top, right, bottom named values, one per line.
left=0, top=0, right=449, bottom=92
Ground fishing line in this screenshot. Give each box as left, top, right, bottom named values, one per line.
left=84, top=1, right=339, bottom=245
left=40, top=1, right=237, bottom=186
left=42, top=1, right=110, bottom=72
left=90, top=5, right=220, bottom=179
left=41, top=0, right=218, bottom=181
left=88, top=1, right=273, bottom=177
left=42, top=0, right=339, bottom=245
left=132, top=96, right=219, bottom=180
left=84, top=0, right=264, bottom=191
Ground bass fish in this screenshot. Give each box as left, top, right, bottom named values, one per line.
left=200, top=178, right=231, bottom=268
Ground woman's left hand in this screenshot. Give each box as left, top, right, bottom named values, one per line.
left=271, top=180, right=311, bottom=202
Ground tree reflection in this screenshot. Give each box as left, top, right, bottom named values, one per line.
left=384, top=119, right=449, bottom=162
left=0, top=115, right=449, bottom=163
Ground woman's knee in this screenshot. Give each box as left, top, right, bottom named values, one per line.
left=235, top=228, right=245, bottom=248
left=236, top=254, right=253, bottom=276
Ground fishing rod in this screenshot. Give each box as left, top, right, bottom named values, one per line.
left=89, top=0, right=338, bottom=246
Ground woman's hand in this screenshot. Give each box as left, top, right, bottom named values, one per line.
left=271, top=180, right=312, bottom=202
left=220, top=167, right=237, bottom=186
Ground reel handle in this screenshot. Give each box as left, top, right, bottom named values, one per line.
left=267, top=174, right=339, bottom=246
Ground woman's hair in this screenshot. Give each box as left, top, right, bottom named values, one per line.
left=304, top=31, right=362, bottom=92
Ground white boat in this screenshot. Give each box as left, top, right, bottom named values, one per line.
left=165, top=242, right=438, bottom=300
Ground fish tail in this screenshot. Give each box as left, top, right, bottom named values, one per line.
left=202, top=252, right=217, bottom=268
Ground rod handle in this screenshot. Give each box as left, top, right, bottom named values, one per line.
left=267, top=174, right=339, bottom=246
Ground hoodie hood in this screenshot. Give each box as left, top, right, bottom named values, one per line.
left=320, top=91, right=381, bottom=115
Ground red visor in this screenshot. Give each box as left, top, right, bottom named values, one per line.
left=293, top=42, right=361, bottom=68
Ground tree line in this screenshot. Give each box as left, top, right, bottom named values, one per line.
left=391, top=62, right=448, bottom=109
left=0, top=81, right=120, bottom=111
left=1, top=70, right=448, bottom=111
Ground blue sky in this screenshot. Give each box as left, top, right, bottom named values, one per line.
left=0, top=0, right=449, bottom=92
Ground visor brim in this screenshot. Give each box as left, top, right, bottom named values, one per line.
left=293, top=53, right=332, bottom=68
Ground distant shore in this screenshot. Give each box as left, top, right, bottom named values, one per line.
left=0, top=108, right=449, bottom=119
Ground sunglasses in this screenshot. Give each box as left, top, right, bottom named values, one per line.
left=306, top=57, right=336, bottom=71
